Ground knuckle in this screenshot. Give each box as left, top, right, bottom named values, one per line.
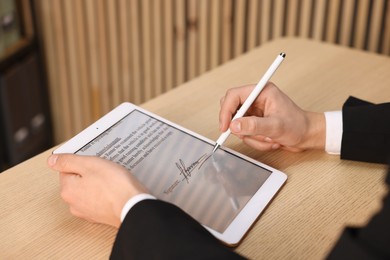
left=56, top=155, right=69, bottom=170
left=225, top=88, right=234, bottom=96
left=246, top=118, right=259, bottom=132
left=69, top=207, right=81, bottom=218
left=219, top=96, right=225, bottom=106
left=274, top=120, right=284, bottom=135
left=60, top=189, right=71, bottom=203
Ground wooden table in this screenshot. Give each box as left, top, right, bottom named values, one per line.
left=1, top=38, right=389, bottom=259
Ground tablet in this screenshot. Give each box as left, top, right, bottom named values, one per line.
left=54, top=102, right=287, bottom=245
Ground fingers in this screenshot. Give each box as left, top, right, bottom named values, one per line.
left=59, top=172, right=80, bottom=199
left=48, top=154, right=110, bottom=177
left=220, top=82, right=319, bottom=152
left=218, top=83, right=279, bottom=132
left=219, top=85, right=256, bottom=131
left=230, top=116, right=282, bottom=138
left=48, top=154, right=87, bottom=175
left=242, top=137, right=281, bottom=151
left=229, top=116, right=284, bottom=151
left=68, top=206, right=95, bottom=223
left=49, top=153, right=144, bottom=228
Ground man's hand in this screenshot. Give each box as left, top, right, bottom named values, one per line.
left=47, top=154, right=149, bottom=228
left=219, top=82, right=325, bottom=152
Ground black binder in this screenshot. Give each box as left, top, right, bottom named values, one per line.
left=0, top=53, right=51, bottom=165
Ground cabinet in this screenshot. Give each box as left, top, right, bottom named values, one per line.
left=0, top=0, right=52, bottom=170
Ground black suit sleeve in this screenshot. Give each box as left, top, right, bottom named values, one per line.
left=110, top=199, right=245, bottom=260
left=328, top=97, right=390, bottom=259
left=341, top=96, right=390, bottom=164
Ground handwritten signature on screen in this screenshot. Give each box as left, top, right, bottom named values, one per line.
left=176, top=153, right=211, bottom=183
left=164, top=153, right=211, bottom=194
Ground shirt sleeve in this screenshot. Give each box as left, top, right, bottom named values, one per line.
left=324, top=111, right=343, bottom=155
left=120, top=193, right=156, bottom=222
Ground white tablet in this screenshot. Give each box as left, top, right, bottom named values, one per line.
left=54, top=102, right=287, bottom=245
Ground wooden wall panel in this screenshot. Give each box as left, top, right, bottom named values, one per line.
left=312, top=0, right=327, bottom=40
left=50, top=1, right=73, bottom=139
left=286, top=0, right=299, bottom=37
left=247, top=0, right=259, bottom=50
left=354, top=0, right=370, bottom=49
left=210, top=0, right=220, bottom=69
left=299, top=0, right=313, bottom=38
left=129, top=0, right=143, bottom=102
left=118, top=0, right=131, bottom=102
left=84, top=0, right=101, bottom=119
left=384, top=1, right=390, bottom=55
left=63, top=0, right=83, bottom=131
left=259, top=0, right=271, bottom=44
left=339, top=0, right=355, bottom=46
left=233, top=0, right=247, bottom=57
left=367, top=0, right=385, bottom=52
left=198, top=0, right=209, bottom=74
left=187, top=0, right=198, bottom=80
left=272, top=0, right=285, bottom=39
left=325, top=0, right=341, bottom=43
left=34, top=0, right=390, bottom=143
left=221, top=0, right=233, bottom=63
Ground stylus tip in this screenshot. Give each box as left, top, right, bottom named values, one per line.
left=212, top=144, right=220, bottom=153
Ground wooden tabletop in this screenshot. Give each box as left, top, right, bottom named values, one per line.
left=1, top=38, right=389, bottom=259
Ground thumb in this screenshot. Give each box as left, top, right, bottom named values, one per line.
left=47, top=153, right=88, bottom=176
left=230, top=116, right=280, bottom=137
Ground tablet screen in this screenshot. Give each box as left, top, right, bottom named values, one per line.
left=76, top=109, right=272, bottom=233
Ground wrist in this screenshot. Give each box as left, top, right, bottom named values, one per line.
left=302, top=112, right=326, bottom=150
left=120, top=193, right=156, bottom=223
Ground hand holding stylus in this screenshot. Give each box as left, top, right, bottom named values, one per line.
left=213, top=52, right=286, bottom=153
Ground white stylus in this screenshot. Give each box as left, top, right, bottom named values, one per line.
left=212, top=52, right=286, bottom=153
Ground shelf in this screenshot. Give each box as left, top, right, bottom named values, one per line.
left=0, top=0, right=53, bottom=169
left=0, top=38, right=34, bottom=65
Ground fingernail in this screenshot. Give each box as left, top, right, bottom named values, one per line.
left=264, top=137, right=273, bottom=143
left=231, top=121, right=241, bottom=132
left=271, top=144, right=280, bottom=150
left=48, top=155, right=58, bottom=166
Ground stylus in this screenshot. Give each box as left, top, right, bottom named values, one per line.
left=212, top=52, right=286, bottom=153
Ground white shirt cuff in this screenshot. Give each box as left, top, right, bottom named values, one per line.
left=120, top=193, right=156, bottom=222
left=324, top=111, right=342, bottom=155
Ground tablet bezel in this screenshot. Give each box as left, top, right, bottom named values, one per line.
left=53, top=102, right=287, bottom=246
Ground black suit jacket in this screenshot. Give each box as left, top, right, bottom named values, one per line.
left=111, top=97, right=390, bottom=259
left=110, top=200, right=245, bottom=259
left=328, top=97, right=390, bottom=259
left=341, top=96, right=390, bottom=164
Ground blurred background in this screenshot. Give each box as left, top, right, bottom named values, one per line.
left=1, top=0, right=389, bottom=170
